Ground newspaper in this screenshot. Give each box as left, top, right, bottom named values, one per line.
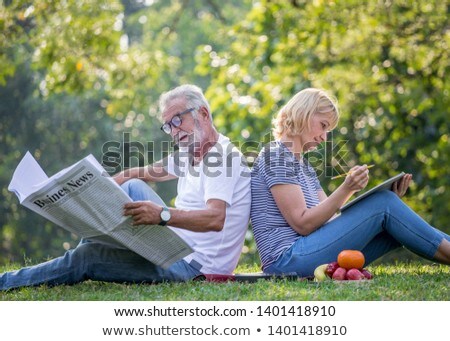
left=8, top=152, right=193, bottom=269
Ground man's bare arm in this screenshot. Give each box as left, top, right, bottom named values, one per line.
left=113, top=161, right=176, bottom=185
left=123, top=199, right=227, bottom=232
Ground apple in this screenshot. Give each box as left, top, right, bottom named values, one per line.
left=325, top=261, right=339, bottom=278
left=332, top=267, right=347, bottom=281
left=313, top=264, right=329, bottom=282
left=361, top=269, right=373, bottom=280
left=346, top=268, right=365, bottom=280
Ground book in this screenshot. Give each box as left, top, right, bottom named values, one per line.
left=8, top=152, right=193, bottom=269
left=193, top=273, right=310, bottom=282
left=340, top=172, right=406, bottom=211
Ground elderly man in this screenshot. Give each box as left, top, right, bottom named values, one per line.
left=1, top=84, right=251, bottom=290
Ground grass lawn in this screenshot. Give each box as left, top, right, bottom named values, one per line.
left=1, top=262, right=449, bottom=301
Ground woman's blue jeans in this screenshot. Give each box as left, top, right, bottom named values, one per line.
left=266, top=190, right=450, bottom=277
left=0, top=179, right=201, bottom=291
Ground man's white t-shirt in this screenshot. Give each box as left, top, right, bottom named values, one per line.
left=165, top=134, right=251, bottom=274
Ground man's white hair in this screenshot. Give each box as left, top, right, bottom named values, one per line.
left=159, top=84, right=211, bottom=119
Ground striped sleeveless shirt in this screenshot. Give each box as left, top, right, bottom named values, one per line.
left=250, top=141, right=322, bottom=269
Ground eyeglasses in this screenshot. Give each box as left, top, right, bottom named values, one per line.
left=160, top=107, right=195, bottom=135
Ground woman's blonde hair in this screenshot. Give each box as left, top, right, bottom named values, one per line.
left=272, top=88, right=339, bottom=139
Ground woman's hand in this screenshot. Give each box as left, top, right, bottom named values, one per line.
left=343, top=165, right=370, bottom=192
left=392, top=173, right=412, bottom=197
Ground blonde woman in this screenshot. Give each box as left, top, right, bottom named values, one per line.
left=250, top=88, right=450, bottom=276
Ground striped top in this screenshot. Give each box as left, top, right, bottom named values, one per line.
left=250, top=141, right=322, bottom=270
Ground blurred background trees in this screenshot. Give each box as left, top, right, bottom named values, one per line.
left=1, top=0, right=448, bottom=266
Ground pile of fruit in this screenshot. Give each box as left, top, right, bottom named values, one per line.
left=314, top=250, right=373, bottom=282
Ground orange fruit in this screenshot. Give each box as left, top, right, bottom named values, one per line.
left=337, top=250, right=365, bottom=270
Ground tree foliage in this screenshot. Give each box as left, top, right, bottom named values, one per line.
left=0, top=0, right=250, bottom=264
left=199, top=0, right=449, bottom=230
left=0, top=0, right=448, bottom=265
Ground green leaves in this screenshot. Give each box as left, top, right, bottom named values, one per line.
left=1, top=0, right=448, bottom=265
left=202, top=0, right=449, bottom=229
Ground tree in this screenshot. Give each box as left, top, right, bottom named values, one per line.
left=0, top=0, right=251, bottom=264
left=2, top=0, right=447, bottom=265
left=199, top=0, right=449, bottom=230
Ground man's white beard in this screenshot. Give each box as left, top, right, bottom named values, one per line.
left=177, top=115, right=208, bottom=161
left=177, top=127, right=204, bottom=157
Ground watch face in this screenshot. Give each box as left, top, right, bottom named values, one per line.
left=161, top=209, right=171, bottom=221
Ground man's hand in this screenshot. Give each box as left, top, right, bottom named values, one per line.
left=123, top=201, right=163, bottom=226
left=113, top=164, right=176, bottom=186
left=392, top=173, right=412, bottom=198
left=113, top=172, right=126, bottom=185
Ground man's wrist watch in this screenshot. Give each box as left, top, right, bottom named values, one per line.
left=159, top=206, right=171, bottom=226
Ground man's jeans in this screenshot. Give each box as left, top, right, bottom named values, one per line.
left=0, top=179, right=200, bottom=291
left=266, top=190, right=450, bottom=276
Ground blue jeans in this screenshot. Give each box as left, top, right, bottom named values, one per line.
left=265, top=190, right=450, bottom=277
left=0, top=179, right=201, bottom=291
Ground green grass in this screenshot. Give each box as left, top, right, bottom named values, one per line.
left=1, top=262, right=449, bottom=301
